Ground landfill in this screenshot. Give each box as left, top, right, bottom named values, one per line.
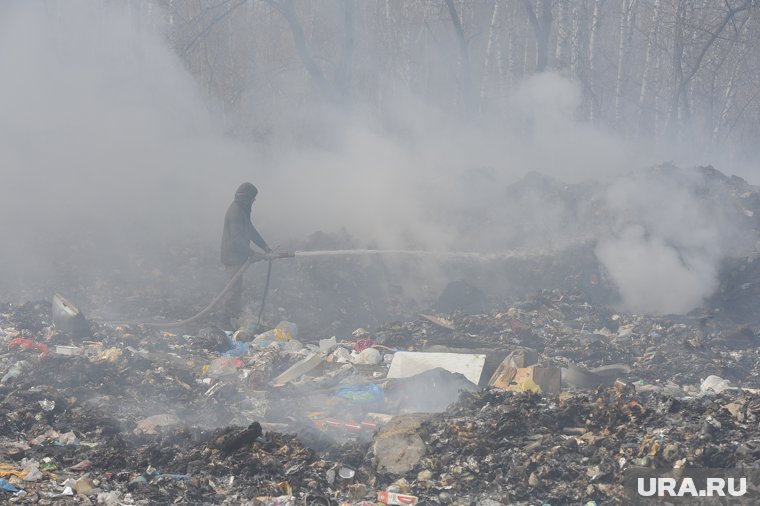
left=3, top=165, right=760, bottom=505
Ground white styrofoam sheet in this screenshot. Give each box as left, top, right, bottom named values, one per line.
left=386, top=351, right=486, bottom=384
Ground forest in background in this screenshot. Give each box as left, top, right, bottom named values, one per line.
left=106, top=0, right=760, bottom=169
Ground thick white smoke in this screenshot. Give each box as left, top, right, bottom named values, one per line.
left=595, top=168, right=751, bottom=314
left=0, top=1, right=751, bottom=318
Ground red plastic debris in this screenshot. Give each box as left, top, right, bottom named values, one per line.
left=8, top=338, right=49, bottom=361
left=353, top=338, right=374, bottom=352
left=69, top=459, right=92, bottom=471
left=508, top=318, right=529, bottom=331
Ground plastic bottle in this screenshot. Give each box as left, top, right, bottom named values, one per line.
left=255, top=321, right=297, bottom=342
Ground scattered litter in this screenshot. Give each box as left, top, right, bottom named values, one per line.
left=387, top=351, right=486, bottom=384
left=271, top=353, right=323, bottom=386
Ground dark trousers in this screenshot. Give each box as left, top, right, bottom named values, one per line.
left=222, top=264, right=245, bottom=321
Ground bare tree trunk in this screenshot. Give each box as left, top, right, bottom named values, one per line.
left=712, top=12, right=753, bottom=145
left=653, top=31, right=662, bottom=137
left=588, top=0, right=601, bottom=123
left=569, top=0, right=588, bottom=82
left=264, top=0, right=336, bottom=102
left=522, top=0, right=553, bottom=72
left=445, top=0, right=477, bottom=115
left=614, top=0, right=636, bottom=129
left=669, top=0, right=752, bottom=134
left=379, top=0, right=393, bottom=114
left=669, top=0, right=686, bottom=134
left=183, top=0, right=249, bottom=58
left=480, top=0, right=500, bottom=110
left=713, top=63, right=738, bottom=145
left=334, top=0, right=355, bottom=104
left=523, top=12, right=531, bottom=74
left=504, top=1, right=516, bottom=92
left=554, top=0, right=569, bottom=69
left=637, top=0, right=660, bottom=134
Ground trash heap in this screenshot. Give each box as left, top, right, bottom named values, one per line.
left=2, top=283, right=760, bottom=505
left=3, top=163, right=760, bottom=504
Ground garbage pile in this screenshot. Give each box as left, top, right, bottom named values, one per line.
left=2, top=283, right=760, bottom=505
left=3, top=164, right=760, bottom=504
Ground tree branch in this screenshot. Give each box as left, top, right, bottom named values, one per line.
left=183, top=0, right=248, bottom=56
left=265, top=0, right=335, bottom=100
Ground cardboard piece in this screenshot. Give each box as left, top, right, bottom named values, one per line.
left=488, top=349, right=539, bottom=388
left=386, top=351, right=486, bottom=385
left=271, top=353, right=323, bottom=386
left=418, top=313, right=455, bottom=330
left=510, top=366, right=561, bottom=394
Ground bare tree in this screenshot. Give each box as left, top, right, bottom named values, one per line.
left=710, top=10, right=755, bottom=145
left=554, top=0, right=570, bottom=69
left=668, top=0, right=753, bottom=135
left=587, top=0, right=603, bottom=123
left=613, top=0, right=636, bottom=128
left=522, top=0, right=553, bottom=72
left=264, top=0, right=355, bottom=105
left=638, top=0, right=661, bottom=134
left=480, top=0, right=501, bottom=110
left=444, top=0, right=477, bottom=114
left=569, top=0, right=588, bottom=82
left=143, top=0, right=760, bottom=161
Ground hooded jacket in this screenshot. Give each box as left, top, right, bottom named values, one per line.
left=221, top=184, right=269, bottom=266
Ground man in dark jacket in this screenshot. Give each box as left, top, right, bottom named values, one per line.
left=220, top=182, right=271, bottom=327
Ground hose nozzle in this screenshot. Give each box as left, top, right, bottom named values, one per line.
left=264, top=251, right=295, bottom=260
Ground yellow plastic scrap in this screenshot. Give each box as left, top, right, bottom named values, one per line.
left=638, top=436, right=652, bottom=456
left=99, top=347, right=123, bottom=363
left=0, top=464, right=24, bottom=479
left=648, top=439, right=661, bottom=456
left=515, top=377, right=542, bottom=393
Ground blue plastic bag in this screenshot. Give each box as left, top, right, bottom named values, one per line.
left=331, top=383, right=384, bottom=404
left=0, top=478, right=19, bottom=493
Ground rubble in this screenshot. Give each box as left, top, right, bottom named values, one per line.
left=2, top=279, right=760, bottom=504
left=2, top=167, right=760, bottom=503
left=373, top=415, right=430, bottom=475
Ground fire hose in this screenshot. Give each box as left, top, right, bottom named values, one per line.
left=98, top=251, right=295, bottom=329
left=59, top=247, right=515, bottom=333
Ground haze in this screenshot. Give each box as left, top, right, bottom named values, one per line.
left=2, top=0, right=759, bottom=316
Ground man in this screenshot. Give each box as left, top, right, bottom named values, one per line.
left=220, top=182, right=271, bottom=328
